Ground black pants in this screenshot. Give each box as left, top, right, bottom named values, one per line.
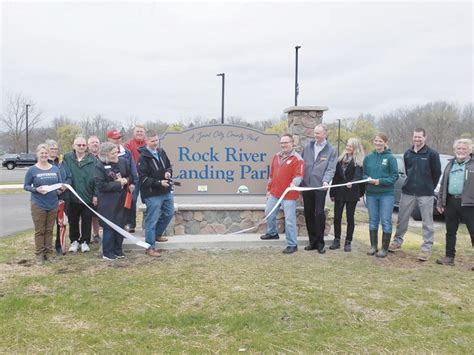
left=303, top=190, right=327, bottom=249
left=444, top=196, right=474, bottom=258
left=68, top=202, right=94, bottom=244
left=333, top=200, right=358, bottom=241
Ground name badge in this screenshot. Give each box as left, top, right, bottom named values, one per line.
left=382, top=159, right=387, bottom=165
left=104, top=165, right=111, bottom=169
left=320, top=156, right=327, bottom=161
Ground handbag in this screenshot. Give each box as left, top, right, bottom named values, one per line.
left=124, top=188, right=133, bottom=209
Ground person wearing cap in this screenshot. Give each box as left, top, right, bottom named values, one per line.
left=106, top=129, right=139, bottom=232
left=124, top=125, right=147, bottom=234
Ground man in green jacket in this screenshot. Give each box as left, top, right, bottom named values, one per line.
left=62, top=136, right=97, bottom=253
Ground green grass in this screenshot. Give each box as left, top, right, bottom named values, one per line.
left=1, top=224, right=473, bottom=353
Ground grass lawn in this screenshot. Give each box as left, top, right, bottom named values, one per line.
left=0, top=222, right=473, bottom=353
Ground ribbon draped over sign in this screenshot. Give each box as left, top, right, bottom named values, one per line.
left=44, top=183, right=150, bottom=249
left=231, top=178, right=370, bottom=235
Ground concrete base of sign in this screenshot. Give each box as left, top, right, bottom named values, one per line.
left=138, top=204, right=331, bottom=237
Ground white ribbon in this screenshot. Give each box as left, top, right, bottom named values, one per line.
left=44, top=183, right=150, bottom=249
left=231, top=178, right=370, bottom=234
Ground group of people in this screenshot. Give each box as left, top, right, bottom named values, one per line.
left=24, top=126, right=175, bottom=264
left=24, top=123, right=473, bottom=269
left=260, top=125, right=473, bottom=269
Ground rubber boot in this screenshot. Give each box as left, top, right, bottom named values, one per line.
left=367, top=230, right=378, bottom=255
left=376, top=232, right=391, bottom=258
left=329, top=238, right=341, bottom=250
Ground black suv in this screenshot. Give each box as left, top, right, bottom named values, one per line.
left=1, top=153, right=37, bottom=170
left=393, top=154, right=452, bottom=220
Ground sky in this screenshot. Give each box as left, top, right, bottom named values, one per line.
left=1, top=0, right=472, bottom=127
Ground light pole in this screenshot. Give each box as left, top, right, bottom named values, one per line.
left=295, top=45, right=301, bottom=106
left=216, top=73, right=225, bottom=124
left=25, top=104, right=31, bottom=153
left=336, top=118, right=341, bottom=157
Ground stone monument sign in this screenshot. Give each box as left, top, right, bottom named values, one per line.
left=160, top=125, right=280, bottom=195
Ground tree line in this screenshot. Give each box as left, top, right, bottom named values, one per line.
left=0, top=92, right=472, bottom=155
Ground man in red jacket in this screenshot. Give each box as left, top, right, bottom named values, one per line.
left=124, top=125, right=146, bottom=232
left=260, top=134, right=304, bottom=254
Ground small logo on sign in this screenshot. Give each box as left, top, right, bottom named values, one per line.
left=237, top=185, right=249, bottom=194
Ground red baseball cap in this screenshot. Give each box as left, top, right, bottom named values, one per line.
left=107, top=129, right=122, bottom=139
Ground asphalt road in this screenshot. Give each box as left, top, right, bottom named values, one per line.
left=0, top=166, right=28, bottom=183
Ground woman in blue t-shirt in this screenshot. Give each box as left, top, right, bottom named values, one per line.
left=24, top=144, right=62, bottom=265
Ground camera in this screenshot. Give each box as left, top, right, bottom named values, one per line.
left=167, top=178, right=181, bottom=191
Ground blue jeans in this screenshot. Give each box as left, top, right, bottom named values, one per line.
left=144, top=193, right=174, bottom=249
left=366, top=194, right=394, bottom=233
left=102, top=225, right=124, bottom=258
left=266, top=195, right=298, bottom=247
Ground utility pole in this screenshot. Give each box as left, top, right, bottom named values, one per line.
left=337, top=119, right=341, bottom=157
left=216, top=73, right=225, bottom=124
left=295, top=45, right=301, bottom=106
left=25, top=104, right=31, bottom=153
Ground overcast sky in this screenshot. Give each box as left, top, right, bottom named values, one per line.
left=1, top=1, right=472, bottom=127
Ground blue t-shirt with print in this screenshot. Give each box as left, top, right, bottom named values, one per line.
left=24, top=165, right=62, bottom=210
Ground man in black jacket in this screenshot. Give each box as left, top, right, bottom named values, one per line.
left=389, top=128, right=441, bottom=261
left=138, top=130, right=174, bottom=257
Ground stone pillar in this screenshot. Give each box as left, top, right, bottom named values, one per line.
left=284, top=106, right=328, bottom=150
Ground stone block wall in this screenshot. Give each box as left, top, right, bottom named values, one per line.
left=150, top=204, right=331, bottom=236
left=284, top=105, right=328, bottom=150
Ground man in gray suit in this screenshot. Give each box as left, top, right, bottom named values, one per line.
left=301, top=124, right=337, bottom=253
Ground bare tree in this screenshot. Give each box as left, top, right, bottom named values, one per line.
left=80, top=115, right=119, bottom=141
left=0, top=93, right=42, bottom=152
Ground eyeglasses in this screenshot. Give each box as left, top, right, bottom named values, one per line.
left=76, top=144, right=86, bottom=147
left=280, top=141, right=292, bottom=145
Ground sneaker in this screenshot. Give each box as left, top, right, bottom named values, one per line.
left=260, top=233, right=280, bottom=240
left=282, top=246, right=298, bottom=254
left=417, top=250, right=431, bottom=261
left=56, top=246, right=64, bottom=256
left=102, top=255, right=117, bottom=261
left=436, top=256, right=455, bottom=266
left=128, top=228, right=135, bottom=233
left=388, top=241, right=402, bottom=252
left=81, top=242, right=90, bottom=253
left=36, top=255, right=45, bottom=266
left=93, top=235, right=102, bottom=244
left=68, top=241, right=79, bottom=253
left=146, top=248, right=161, bottom=257
left=115, top=253, right=125, bottom=259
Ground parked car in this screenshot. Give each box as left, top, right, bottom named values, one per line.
left=393, top=154, right=453, bottom=220
left=1, top=153, right=37, bottom=170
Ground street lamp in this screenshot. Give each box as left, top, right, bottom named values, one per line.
left=336, top=118, right=341, bottom=157
left=295, top=45, right=301, bottom=106
left=25, top=104, right=31, bottom=153
left=216, top=73, right=225, bottom=124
